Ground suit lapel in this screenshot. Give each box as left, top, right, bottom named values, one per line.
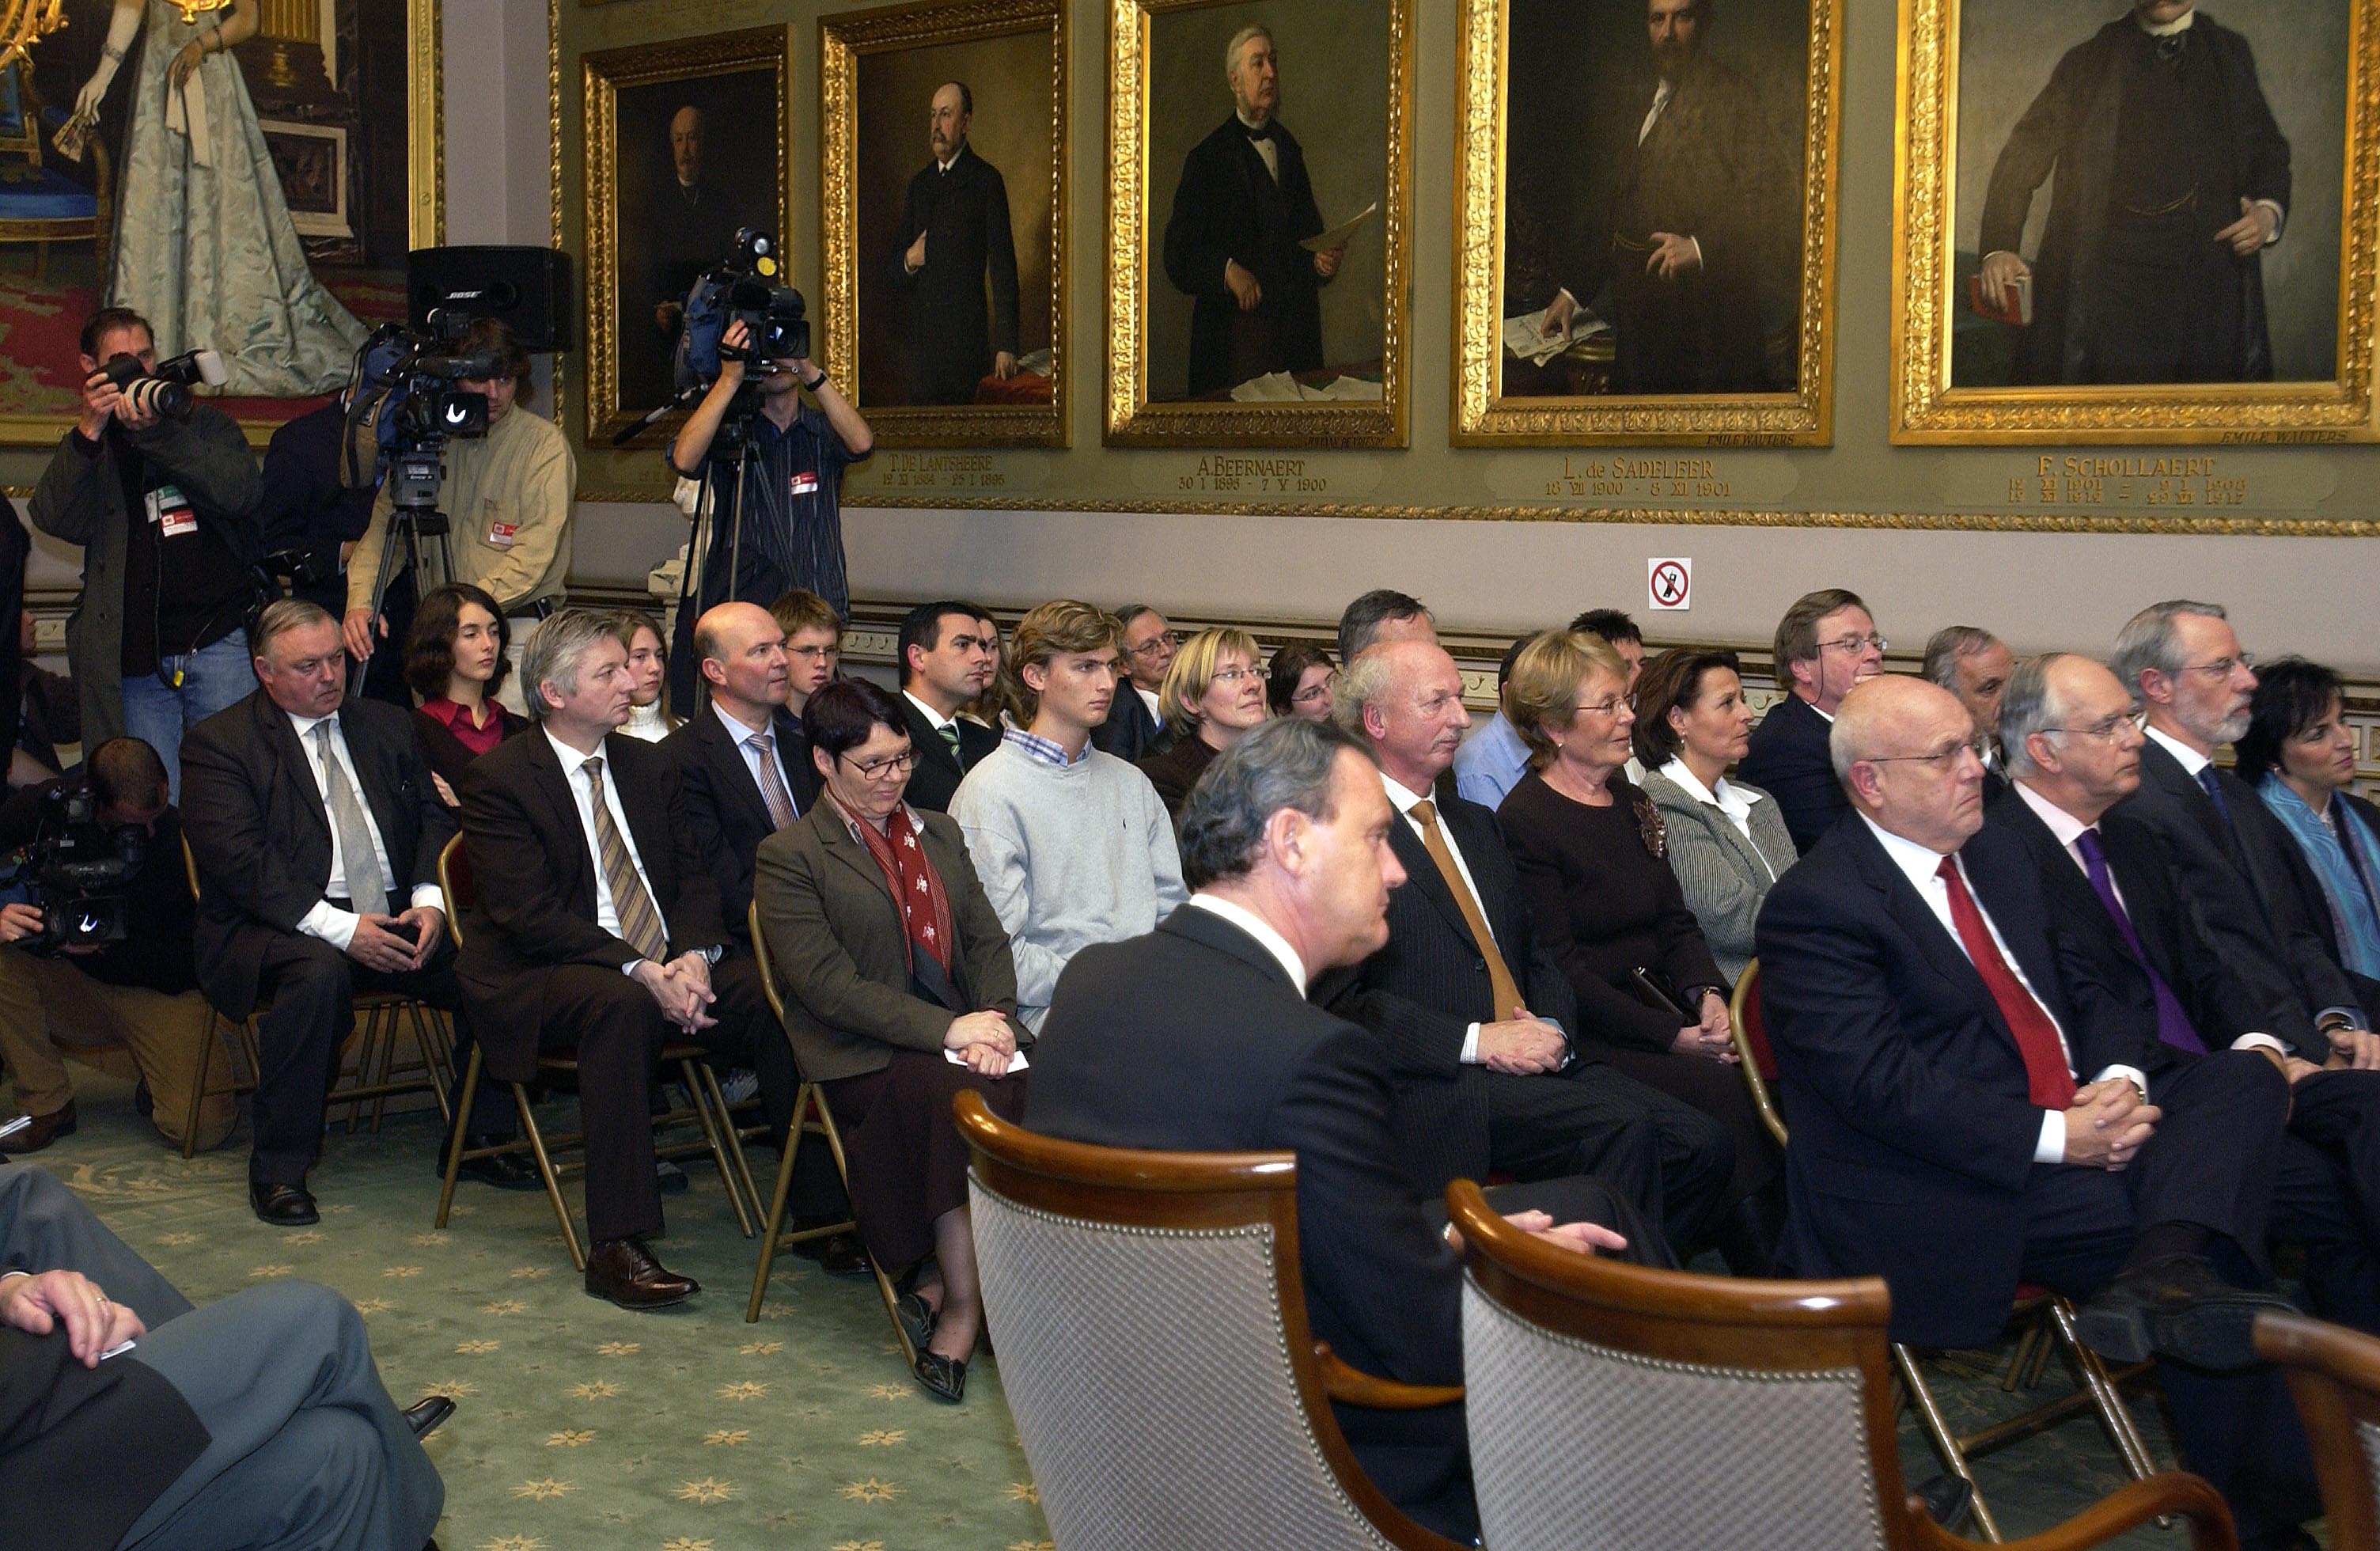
left=905, top=700, right=963, bottom=782
left=339, top=707, right=413, bottom=888
left=260, top=696, right=331, bottom=845
left=1386, top=812, right=1484, bottom=950
left=699, top=711, right=774, bottom=836
left=2143, top=740, right=2239, bottom=863
left=525, top=730, right=594, bottom=899
left=1849, top=822, right=2010, bottom=1040
left=818, top=807, right=900, bottom=916
left=606, top=735, right=675, bottom=904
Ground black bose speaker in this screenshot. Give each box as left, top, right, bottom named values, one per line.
left=407, top=245, right=575, bottom=353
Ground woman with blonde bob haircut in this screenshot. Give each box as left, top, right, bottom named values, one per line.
left=1138, top=626, right=1268, bottom=817
left=1497, top=629, right=1784, bottom=1272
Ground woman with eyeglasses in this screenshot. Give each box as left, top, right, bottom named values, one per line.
left=1265, top=642, right=1340, bottom=722
left=1135, top=627, right=1271, bottom=818
left=752, top=678, right=1028, bottom=1404
left=2237, top=658, right=2380, bottom=984
left=1634, top=647, right=1792, bottom=987
left=1496, top=630, right=1783, bottom=1272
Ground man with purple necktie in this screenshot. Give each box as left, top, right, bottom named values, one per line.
left=1989, top=651, right=2380, bottom=1335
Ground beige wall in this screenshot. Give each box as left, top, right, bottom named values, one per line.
left=479, top=0, right=2378, bottom=675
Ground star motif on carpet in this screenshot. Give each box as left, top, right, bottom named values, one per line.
left=382, top=1265, right=423, bottom=1278
left=841, top=1479, right=900, bottom=1504
left=832, top=1542, right=885, bottom=1551
left=865, top=1383, right=911, bottom=1400
left=596, top=1341, right=641, bottom=1356
left=425, top=1379, right=478, bottom=1399
left=510, top=1265, right=551, bottom=1280
left=352, top=1298, right=393, bottom=1315
left=1006, top=1482, right=1040, bottom=1504
left=661, top=1539, right=715, bottom=1551
left=545, top=1430, right=594, bottom=1448
left=248, top=1264, right=292, bottom=1278
left=456, top=1339, right=501, bottom=1355
left=409, top=1232, right=446, bottom=1246
left=703, top=1428, right=748, bottom=1447
left=738, top=1340, right=782, bottom=1356
left=285, top=1230, right=326, bottom=1246
left=510, top=1477, right=572, bottom=1500
left=676, top=1477, right=737, bottom=1504
left=570, top=1380, right=620, bottom=1400
left=858, top=1430, right=906, bottom=1447
left=481, top=1299, right=528, bottom=1315
left=717, top=1380, right=769, bottom=1401
left=476, top=1537, right=544, bottom=1551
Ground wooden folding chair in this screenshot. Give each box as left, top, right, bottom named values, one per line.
left=1732, top=958, right=2162, bottom=1542
left=2258, top=1309, right=2380, bottom=1549
left=432, top=835, right=755, bottom=1269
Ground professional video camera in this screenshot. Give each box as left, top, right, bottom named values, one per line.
left=97, top=347, right=229, bottom=420
left=681, top=228, right=809, bottom=384
left=343, top=307, right=498, bottom=518
left=0, top=783, right=143, bottom=955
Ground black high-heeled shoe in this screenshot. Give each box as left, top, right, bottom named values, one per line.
left=895, top=1291, right=937, bottom=1353
left=912, top=1349, right=967, bottom=1403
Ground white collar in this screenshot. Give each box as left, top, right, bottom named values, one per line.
left=2138, top=7, right=2196, bottom=38
left=1859, top=811, right=1957, bottom=891
left=1187, top=893, right=1309, bottom=989
left=937, top=146, right=964, bottom=173
left=712, top=700, right=773, bottom=741
left=902, top=689, right=957, bottom=734
left=544, top=726, right=607, bottom=771
left=2014, top=779, right=2095, bottom=850
left=286, top=708, right=336, bottom=741
left=2143, top=723, right=2212, bottom=776
left=1380, top=770, right=1434, bottom=815
left=1658, top=757, right=1762, bottom=818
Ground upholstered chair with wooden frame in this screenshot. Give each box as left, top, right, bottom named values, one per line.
left=1730, top=958, right=2161, bottom=1542
left=2257, top=1310, right=2380, bottom=1550
left=176, top=834, right=453, bottom=1159
left=955, top=1089, right=1466, bottom=1551
left=1447, top=1178, right=2234, bottom=1551
left=744, top=898, right=914, bottom=1348
left=433, top=835, right=757, bottom=1268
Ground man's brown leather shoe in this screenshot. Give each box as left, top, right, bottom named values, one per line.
left=12, top=1102, right=76, bottom=1153
left=584, top=1237, right=699, bottom=1309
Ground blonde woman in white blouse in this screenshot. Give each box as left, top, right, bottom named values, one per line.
left=1635, top=648, right=1795, bottom=985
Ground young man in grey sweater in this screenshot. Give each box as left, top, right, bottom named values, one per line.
left=950, top=600, right=1188, bottom=1031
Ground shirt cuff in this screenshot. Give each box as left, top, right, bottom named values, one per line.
left=2090, top=1064, right=2150, bottom=1099
left=2254, top=199, right=2285, bottom=245
left=298, top=900, right=360, bottom=953
left=1460, top=1022, right=1481, bottom=1064
left=2232, top=1033, right=2289, bottom=1060
left=1687, top=236, right=1704, bottom=266
left=2317, top=1007, right=2363, bottom=1033
left=2034, top=1109, right=2067, bottom=1166
left=409, top=884, right=442, bottom=915
left=621, top=958, right=646, bottom=978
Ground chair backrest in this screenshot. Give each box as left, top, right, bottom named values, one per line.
left=2257, top=1310, right=2380, bottom=1551
left=747, top=899, right=787, bottom=1026
left=1448, top=1177, right=1922, bottom=1551
left=437, top=835, right=472, bottom=954
left=1730, top=958, right=1789, bottom=1149
left=180, top=832, right=202, bottom=904
left=954, top=1091, right=1456, bottom=1551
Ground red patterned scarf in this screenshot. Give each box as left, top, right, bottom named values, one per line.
left=833, top=796, right=957, bottom=976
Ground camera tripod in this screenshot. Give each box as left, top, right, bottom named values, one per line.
left=348, top=449, right=453, bottom=700
left=675, top=396, right=771, bottom=715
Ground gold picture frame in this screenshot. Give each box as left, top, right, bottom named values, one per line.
left=579, top=25, right=790, bottom=448
left=1890, top=0, right=2380, bottom=444
left=1449, top=0, right=1842, bottom=447
left=1105, top=0, right=1415, bottom=448
left=819, top=0, right=1068, bottom=448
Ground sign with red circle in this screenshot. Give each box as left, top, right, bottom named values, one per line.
left=1647, top=558, right=1692, bottom=611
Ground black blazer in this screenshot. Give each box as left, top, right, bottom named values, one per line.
left=896, top=694, right=1000, bottom=813
left=1753, top=813, right=2137, bottom=1345
left=1136, top=731, right=1218, bottom=820
left=180, top=689, right=453, bottom=1020
left=1160, top=116, right=1331, bottom=396
left=2114, top=738, right=2363, bottom=1048
left=456, top=729, right=727, bottom=1083
left=661, top=705, right=822, bottom=944
left=1499, top=769, right=1726, bottom=1053
left=1028, top=905, right=1468, bottom=1520
left=1988, top=783, right=2295, bottom=1061
left=411, top=702, right=529, bottom=802
left=1314, top=786, right=1578, bottom=1192
left=1735, top=692, right=1839, bottom=855
left=889, top=142, right=1021, bottom=405
left=1089, top=685, right=1173, bottom=764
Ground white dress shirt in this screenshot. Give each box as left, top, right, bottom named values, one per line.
left=1658, top=757, right=1781, bottom=882
left=714, top=702, right=799, bottom=817
left=1135, top=684, right=1164, bottom=726
left=1235, top=112, right=1280, bottom=181
left=1857, top=814, right=2143, bottom=1164
left=904, top=689, right=961, bottom=740
left=1188, top=893, right=1308, bottom=990
left=2143, top=723, right=2213, bottom=778
left=287, top=711, right=439, bottom=952
left=545, top=729, right=665, bottom=962
left=2014, top=780, right=2287, bottom=1063
left=1382, top=771, right=1532, bottom=1063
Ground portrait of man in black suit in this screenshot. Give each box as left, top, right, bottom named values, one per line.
left=887, top=82, right=1021, bottom=406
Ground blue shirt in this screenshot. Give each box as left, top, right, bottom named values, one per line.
left=1453, top=711, right=1532, bottom=810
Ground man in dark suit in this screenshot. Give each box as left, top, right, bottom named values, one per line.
left=629, top=105, right=752, bottom=409
left=1976, top=0, right=2291, bottom=385
left=1160, top=25, right=1348, bottom=397
left=0, top=1162, right=448, bottom=1551
left=1757, top=673, right=2314, bottom=1548
left=1088, top=604, right=1177, bottom=762
left=896, top=599, right=1001, bottom=812
left=890, top=82, right=1021, bottom=406
left=180, top=601, right=464, bottom=1227
left=457, top=609, right=786, bottom=1310
left=1030, top=716, right=1648, bottom=1544
left=1993, top=651, right=2380, bottom=1333
left=1537, top=0, right=1787, bottom=392
left=1313, top=640, right=1731, bottom=1261
left=2111, top=600, right=2380, bottom=1055
left=1738, top=586, right=1886, bottom=854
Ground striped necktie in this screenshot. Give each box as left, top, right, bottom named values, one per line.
left=313, top=722, right=388, bottom=915
left=748, top=732, right=798, bottom=831
left=582, top=756, right=669, bottom=961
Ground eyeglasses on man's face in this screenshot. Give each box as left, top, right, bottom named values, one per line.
left=1865, top=738, right=1983, bottom=771
left=1127, top=631, right=1180, bottom=659
left=2181, top=653, right=2254, bottom=680
left=1820, top=634, right=1889, bottom=656
left=2044, top=709, right=2144, bottom=743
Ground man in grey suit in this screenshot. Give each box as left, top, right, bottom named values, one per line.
left=0, top=1163, right=445, bottom=1551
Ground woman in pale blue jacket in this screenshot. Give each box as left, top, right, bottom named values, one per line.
left=2238, top=657, right=2380, bottom=983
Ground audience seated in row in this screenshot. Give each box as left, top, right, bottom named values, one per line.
left=406, top=582, right=529, bottom=809
left=1088, top=604, right=1177, bottom=762
left=1738, top=587, right=1886, bottom=852
left=896, top=600, right=1002, bottom=812
left=769, top=588, right=845, bottom=722
left=1263, top=641, right=1337, bottom=722
left=1137, top=625, right=1268, bottom=819
left=618, top=610, right=676, bottom=742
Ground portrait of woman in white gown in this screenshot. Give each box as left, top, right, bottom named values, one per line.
left=74, top=0, right=365, bottom=396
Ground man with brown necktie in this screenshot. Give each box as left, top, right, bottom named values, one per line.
left=456, top=609, right=781, bottom=1309
left=1312, top=639, right=1731, bottom=1262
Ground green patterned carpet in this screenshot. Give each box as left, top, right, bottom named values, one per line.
left=8, top=1064, right=2290, bottom=1549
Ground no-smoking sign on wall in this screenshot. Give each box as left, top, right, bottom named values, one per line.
left=1647, top=558, right=1692, bottom=612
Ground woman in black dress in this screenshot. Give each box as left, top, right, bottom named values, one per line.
left=1137, top=626, right=1270, bottom=817
left=1495, top=629, right=1783, bottom=1271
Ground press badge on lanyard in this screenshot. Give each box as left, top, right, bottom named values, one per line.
left=146, top=484, right=196, bottom=538
left=789, top=470, right=820, bottom=498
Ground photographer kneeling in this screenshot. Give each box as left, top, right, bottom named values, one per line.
left=343, top=320, right=575, bottom=717
left=30, top=309, right=263, bottom=803
left=667, top=317, right=871, bottom=706
left=0, top=738, right=232, bottom=1154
